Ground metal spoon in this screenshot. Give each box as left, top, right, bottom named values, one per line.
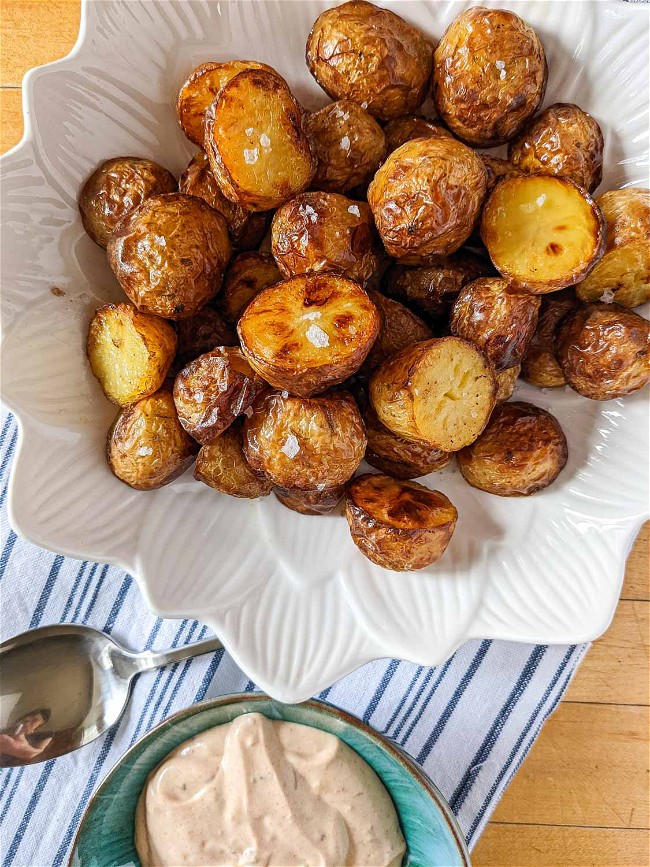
left=0, top=623, right=223, bottom=766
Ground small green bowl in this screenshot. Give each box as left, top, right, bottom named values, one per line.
left=69, top=694, right=470, bottom=867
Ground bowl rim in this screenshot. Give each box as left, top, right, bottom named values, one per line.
left=68, top=692, right=471, bottom=867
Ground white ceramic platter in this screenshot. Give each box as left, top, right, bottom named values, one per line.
left=1, top=0, right=648, bottom=702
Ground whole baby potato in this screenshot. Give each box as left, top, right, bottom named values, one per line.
left=362, top=290, right=432, bottom=374
left=107, top=390, right=198, bottom=490
left=271, top=192, right=382, bottom=285
left=179, top=152, right=271, bottom=250
left=274, top=483, right=346, bottom=515
left=173, top=307, right=238, bottom=374
left=457, top=401, right=568, bottom=496
left=306, top=0, right=434, bottom=122
left=243, top=389, right=366, bottom=490
left=481, top=155, right=523, bottom=193
left=495, top=365, right=520, bottom=403
left=221, top=252, right=282, bottom=324
left=450, top=278, right=541, bottom=371
left=173, top=347, right=263, bottom=444
left=508, top=103, right=604, bottom=193
left=205, top=69, right=315, bottom=211
left=383, top=116, right=452, bottom=155
left=520, top=290, right=579, bottom=388
left=364, top=404, right=451, bottom=479
left=79, top=157, right=177, bottom=248
left=305, top=100, right=387, bottom=193
left=368, top=137, right=488, bottom=263
left=194, top=421, right=272, bottom=498
left=107, top=193, right=232, bottom=320
left=433, top=7, right=547, bottom=147
left=556, top=302, right=650, bottom=400
left=345, top=473, right=458, bottom=571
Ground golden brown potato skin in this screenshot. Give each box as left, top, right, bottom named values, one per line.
left=556, top=303, right=650, bottom=400
left=173, top=347, right=263, bottom=444
left=345, top=474, right=458, bottom=571
left=481, top=156, right=523, bottom=193
left=577, top=188, right=650, bottom=308
left=221, top=252, right=282, bottom=324
left=271, top=192, right=382, bottom=285
left=173, top=307, right=238, bottom=373
left=495, top=365, right=520, bottom=403
left=107, top=193, right=232, bottom=320
left=362, top=290, right=432, bottom=374
left=243, top=390, right=366, bottom=490
left=433, top=7, right=547, bottom=147
left=368, top=137, right=488, bottom=263
left=238, top=273, right=380, bottom=397
left=274, top=483, right=345, bottom=515
left=205, top=69, right=315, bottom=212
left=306, top=0, right=434, bottom=122
left=520, top=291, right=579, bottom=388
left=305, top=100, right=387, bottom=193
left=450, top=278, right=540, bottom=371
left=179, top=152, right=270, bottom=250
left=194, top=421, right=272, bottom=498
left=508, top=103, right=604, bottom=193
left=384, top=116, right=452, bottom=155
left=107, top=390, right=198, bottom=490
left=87, top=303, right=177, bottom=406
left=364, top=405, right=451, bottom=480
left=79, top=157, right=177, bottom=248
left=457, top=401, right=568, bottom=496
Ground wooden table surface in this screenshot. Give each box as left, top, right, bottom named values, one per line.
left=1, top=2, right=648, bottom=864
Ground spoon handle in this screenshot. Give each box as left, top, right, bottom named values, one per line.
left=125, top=636, right=224, bottom=674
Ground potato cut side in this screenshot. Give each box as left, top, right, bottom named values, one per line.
left=576, top=241, right=650, bottom=308
left=194, top=423, right=272, bottom=498
left=87, top=303, right=177, bottom=406
left=238, top=273, right=380, bottom=396
left=481, top=175, right=604, bottom=293
left=370, top=337, right=496, bottom=452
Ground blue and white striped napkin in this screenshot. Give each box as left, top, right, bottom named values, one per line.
left=0, top=409, right=588, bottom=867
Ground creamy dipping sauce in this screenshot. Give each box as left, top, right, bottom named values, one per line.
left=135, top=712, right=406, bottom=867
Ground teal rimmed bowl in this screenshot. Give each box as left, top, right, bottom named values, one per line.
left=69, top=694, right=470, bottom=867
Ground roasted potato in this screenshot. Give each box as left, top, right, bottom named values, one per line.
left=382, top=251, right=491, bottom=323
left=87, top=303, right=177, bottom=406
left=495, top=365, right=520, bottom=403
left=194, top=421, right=272, bottom=498
left=369, top=336, right=496, bottom=451
left=433, top=7, right=547, bottom=147
left=274, top=483, right=345, bottom=515
left=576, top=188, right=650, bottom=308
left=345, top=473, right=457, bottom=571
left=221, top=252, right=282, bottom=324
left=79, top=157, right=177, bottom=248
left=450, top=278, right=540, bottom=371
left=238, top=273, right=380, bottom=397
left=457, top=401, right=568, bottom=496
left=368, top=137, right=488, bottom=263
left=179, top=152, right=271, bottom=250
left=384, top=116, right=452, bottom=155
left=243, top=389, right=366, bottom=490
left=173, top=307, right=237, bottom=373
left=177, top=60, right=281, bottom=147
left=364, top=404, right=451, bottom=479
left=205, top=69, right=315, bottom=211
left=306, top=0, right=434, bottom=122
left=271, top=192, right=382, bottom=285
left=305, top=100, right=386, bottom=193
left=107, top=389, right=197, bottom=490
left=173, top=347, right=263, bottom=444
left=520, top=291, right=579, bottom=388
left=481, top=155, right=523, bottom=193
left=481, top=175, right=605, bottom=293
left=361, top=290, right=432, bottom=374
left=107, top=193, right=232, bottom=320
left=556, top=302, right=650, bottom=400
left=508, top=103, right=604, bottom=193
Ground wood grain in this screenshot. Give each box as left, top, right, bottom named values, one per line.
left=0, top=89, right=23, bottom=152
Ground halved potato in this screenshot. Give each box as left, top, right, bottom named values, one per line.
left=576, top=188, right=650, bottom=308
left=238, top=273, right=380, bottom=397
left=173, top=307, right=238, bottom=373
left=364, top=404, right=451, bottom=480
left=457, top=401, right=568, bottom=496
left=243, top=390, right=366, bottom=490
left=194, top=421, right=272, bottom=498
left=520, top=290, right=579, bottom=388
left=495, top=365, right=520, bottom=403
left=205, top=69, right=315, bottom=211
left=173, top=347, right=263, bottom=444
left=383, top=116, right=451, bottom=155
left=450, top=277, right=540, bottom=371
left=345, top=473, right=458, bottom=571
left=221, top=252, right=282, bottom=324
left=369, top=336, right=496, bottom=452
left=361, top=291, right=432, bottom=374
left=481, top=175, right=605, bottom=293
left=274, top=483, right=345, bottom=515
left=107, top=390, right=197, bottom=490
left=87, top=303, right=177, bottom=406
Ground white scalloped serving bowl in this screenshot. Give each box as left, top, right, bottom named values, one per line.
left=1, top=0, right=648, bottom=702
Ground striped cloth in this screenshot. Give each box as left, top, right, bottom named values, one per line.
left=0, top=409, right=588, bottom=866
